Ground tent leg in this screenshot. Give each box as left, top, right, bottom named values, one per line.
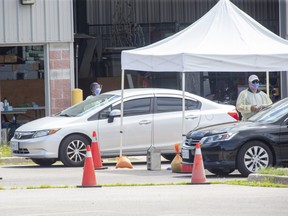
left=116, top=69, right=133, bottom=169
left=182, top=72, right=186, bottom=140
left=120, top=69, right=125, bottom=157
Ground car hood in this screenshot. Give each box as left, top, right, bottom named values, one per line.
left=16, top=116, right=81, bottom=131
left=187, top=121, right=263, bottom=140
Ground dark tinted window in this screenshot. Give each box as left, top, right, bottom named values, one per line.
left=114, top=98, right=152, bottom=116
left=156, top=97, right=200, bottom=113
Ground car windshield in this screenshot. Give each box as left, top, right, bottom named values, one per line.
left=56, top=94, right=119, bottom=117
left=249, top=98, right=288, bottom=123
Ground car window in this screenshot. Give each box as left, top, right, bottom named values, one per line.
left=249, top=99, right=288, bottom=123
left=88, top=105, right=112, bottom=121
left=113, top=98, right=152, bottom=117
left=155, top=97, right=200, bottom=113
left=56, top=94, right=119, bottom=117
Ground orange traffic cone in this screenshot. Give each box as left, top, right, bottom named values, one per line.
left=191, top=142, right=209, bottom=184
left=78, top=145, right=100, bottom=188
left=182, top=164, right=193, bottom=173
left=91, top=131, right=107, bottom=170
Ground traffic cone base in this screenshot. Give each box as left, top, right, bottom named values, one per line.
left=95, top=166, right=108, bottom=170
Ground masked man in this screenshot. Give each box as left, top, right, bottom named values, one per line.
left=86, top=82, right=102, bottom=100
left=236, top=74, right=272, bottom=121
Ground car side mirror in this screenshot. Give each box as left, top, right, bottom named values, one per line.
left=108, top=109, right=121, bottom=123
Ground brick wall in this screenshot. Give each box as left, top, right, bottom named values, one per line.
left=48, top=43, right=72, bottom=115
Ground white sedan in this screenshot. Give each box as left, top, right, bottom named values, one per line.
left=10, top=88, right=239, bottom=166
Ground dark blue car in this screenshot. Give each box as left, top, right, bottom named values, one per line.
left=182, top=97, right=288, bottom=177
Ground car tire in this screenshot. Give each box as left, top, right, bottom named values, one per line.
left=59, top=134, right=90, bottom=167
left=31, top=158, right=58, bottom=167
left=237, top=141, right=273, bottom=177
left=207, top=168, right=235, bottom=176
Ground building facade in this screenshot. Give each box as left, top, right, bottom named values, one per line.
left=0, top=0, right=74, bottom=116
left=74, top=0, right=288, bottom=103
left=0, top=0, right=288, bottom=120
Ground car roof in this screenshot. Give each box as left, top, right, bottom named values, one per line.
left=102, top=88, right=230, bottom=108
left=103, top=88, right=200, bottom=100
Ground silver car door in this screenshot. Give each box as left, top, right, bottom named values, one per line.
left=97, top=97, right=153, bottom=156
left=153, top=96, right=201, bottom=152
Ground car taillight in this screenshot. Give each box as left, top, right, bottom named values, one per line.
left=228, top=111, right=239, bottom=120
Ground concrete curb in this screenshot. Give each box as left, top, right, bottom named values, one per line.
left=248, top=173, right=288, bottom=185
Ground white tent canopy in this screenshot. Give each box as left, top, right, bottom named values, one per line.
left=122, top=0, right=288, bottom=72
left=118, top=0, right=288, bottom=157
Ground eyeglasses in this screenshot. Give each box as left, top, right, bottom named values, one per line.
left=252, top=80, right=259, bottom=84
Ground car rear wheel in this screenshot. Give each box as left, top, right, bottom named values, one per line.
left=31, top=158, right=58, bottom=166
left=237, top=141, right=273, bottom=177
left=59, top=134, right=90, bottom=167
left=207, top=168, right=235, bottom=176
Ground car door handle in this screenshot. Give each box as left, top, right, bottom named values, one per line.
left=139, top=120, right=152, bottom=125
left=185, top=115, right=198, bottom=120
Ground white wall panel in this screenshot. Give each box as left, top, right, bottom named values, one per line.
left=0, top=0, right=73, bottom=44
left=0, top=1, right=4, bottom=41
left=18, top=3, right=33, bottom=42
left=3, top=0, right=18, bottom=42
left=31, top=0, right=45, bottom=42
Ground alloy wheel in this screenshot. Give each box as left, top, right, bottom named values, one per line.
left=243, top=146, right=269, bottom=173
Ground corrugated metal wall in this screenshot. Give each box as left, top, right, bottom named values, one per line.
left=0, top=0, right=74, bottom=44
left=86, top=0, right=279, bottom=48
left=87, top=0, right=279, bottom=32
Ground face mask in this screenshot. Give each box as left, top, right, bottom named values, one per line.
left=251, top=83, right=259, bottom=89
left=93, top=88, right=101, bottom=95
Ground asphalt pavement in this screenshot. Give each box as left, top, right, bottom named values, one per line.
left=0, top=156, right=247, bottom=189
left=1, top=156, right=287, bottom=188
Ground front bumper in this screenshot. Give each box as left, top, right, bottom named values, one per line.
left=181, top=142, right=236, bottom=170
left=10, top=134, right=62, bottom=159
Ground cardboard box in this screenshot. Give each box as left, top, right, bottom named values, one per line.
left=0, top=55, right=4, bottom=63
left=4, top=55, right=17, bottom=63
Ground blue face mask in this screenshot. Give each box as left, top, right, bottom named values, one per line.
left=251, top=83, right=259, bottom=89
left=93, top=88, right=101, bottom=95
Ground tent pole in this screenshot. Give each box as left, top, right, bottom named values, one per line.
left=120, top=69, right=125, bottom=157
left=266, top=71, right=270, bottom=98
left=182, top=72, right=186, bottom=140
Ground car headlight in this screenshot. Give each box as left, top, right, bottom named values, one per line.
left=201, top=132, right=237, bottom=144
left=33, top=129, right=61, bottom=138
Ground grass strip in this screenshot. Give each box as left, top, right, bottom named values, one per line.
left=214, top=179, right=288, bottom=188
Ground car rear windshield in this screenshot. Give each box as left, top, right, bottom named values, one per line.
left=56, top=94, right=119, bottom=117
left=249, top=99, right=288, bottom=123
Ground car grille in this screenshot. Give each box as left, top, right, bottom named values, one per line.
left=14, top=131, right=34, bottom=140
left=13, top=148, right=29, bottom=154
left=185, top=137, right=201, bottom=146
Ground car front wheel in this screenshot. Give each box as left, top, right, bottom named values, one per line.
left=59, top=134, right=90, bottom=167
left=237, top=141, right=273, bottom=177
